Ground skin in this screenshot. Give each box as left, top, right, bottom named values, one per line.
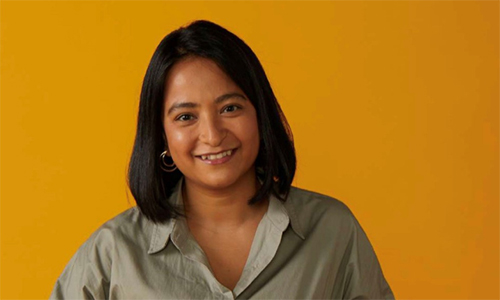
left=162, top=56, right=269, bottom=289
left=163, top=56, right=268, bottom=232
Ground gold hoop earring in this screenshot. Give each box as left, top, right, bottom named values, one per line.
left=160, top=150, right=178, bottom=172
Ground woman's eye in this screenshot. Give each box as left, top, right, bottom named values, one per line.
left=175, top=114, right=194, bottom=122
left=222, top=105, right=241, bottom=113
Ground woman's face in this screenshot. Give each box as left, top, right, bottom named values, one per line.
left=162, top=56, right=260, bottom=190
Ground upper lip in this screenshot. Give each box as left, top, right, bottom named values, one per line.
left=196, top=148, right=235, bottom=156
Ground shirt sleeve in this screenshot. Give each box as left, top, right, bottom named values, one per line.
left=341, top=213, right=395, bottom=300
left=49, top=229, right=112, bottom=300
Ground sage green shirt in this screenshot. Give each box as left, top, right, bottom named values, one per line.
left=50, top=177, right=394, bottom=299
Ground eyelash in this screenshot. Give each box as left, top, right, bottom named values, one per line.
left=222, top=104, right=241, bottom=113
left=176, top=114, right=194, bottom=122
left=175, top=105, right=242, bottom=122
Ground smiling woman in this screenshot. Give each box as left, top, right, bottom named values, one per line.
left=49, top=20, right=395, bottom=299
left=162, top=56, right=261, bottom=194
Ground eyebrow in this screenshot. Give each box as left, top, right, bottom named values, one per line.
left=166, top=92, right=247, bottom=116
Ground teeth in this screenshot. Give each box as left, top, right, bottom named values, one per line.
left=201, top=149, right=233, bottom=161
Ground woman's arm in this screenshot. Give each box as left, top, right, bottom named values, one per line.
left=340, top=214, right=395, bottom=300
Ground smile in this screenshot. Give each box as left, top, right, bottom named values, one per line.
left=197, top=148, right=237, bottom=165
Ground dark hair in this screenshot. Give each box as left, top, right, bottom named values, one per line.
left=127, top=20, right=296, bottom=223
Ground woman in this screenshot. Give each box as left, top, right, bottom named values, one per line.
left=50, top=20, right=395, bottom=299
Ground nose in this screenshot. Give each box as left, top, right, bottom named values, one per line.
left=199, top=114, right=227, bottom=147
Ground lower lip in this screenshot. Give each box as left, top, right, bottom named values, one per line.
left=197, top=148, right=237, bottom=165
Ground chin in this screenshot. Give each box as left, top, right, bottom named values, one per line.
left=201, top=176, right=237, bottom=189
left=186, top=166, right=255, bottom=190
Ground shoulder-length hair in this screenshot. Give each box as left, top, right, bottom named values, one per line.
left=127, top=20, right=296, bottom=223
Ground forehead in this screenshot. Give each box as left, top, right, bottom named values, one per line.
left=163, top=56, right=240, bottom=101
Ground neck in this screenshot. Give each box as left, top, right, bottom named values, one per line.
left=182, top=169, right=268, bottom=231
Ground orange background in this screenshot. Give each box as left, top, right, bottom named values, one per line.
left=1, top=1, right=498, bottom=299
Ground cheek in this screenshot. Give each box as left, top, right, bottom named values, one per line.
left=164, top=126, right=192, bottom=155
left=247, top=112, right=260, bottom=143
left=248, top=123, right=260, bottom=146
left=237, top=117, right=260, bottom=152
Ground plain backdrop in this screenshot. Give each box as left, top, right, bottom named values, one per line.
left=1, top=1, right=498, bottom=299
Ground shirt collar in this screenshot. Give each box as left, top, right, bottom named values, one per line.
left=148, top=176, right=305, bottom=255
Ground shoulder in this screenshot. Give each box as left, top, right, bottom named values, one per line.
left=284, top=185, right=357, bottom=236
left=287, top=185, right=355, bottom=220
left=69, top=206, right=153, bottom=269
left=51, top=207, right=151, bottom=299
left=96, top=205, right=152, bottom=239
left=283, top=186, right=395, bottom=299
